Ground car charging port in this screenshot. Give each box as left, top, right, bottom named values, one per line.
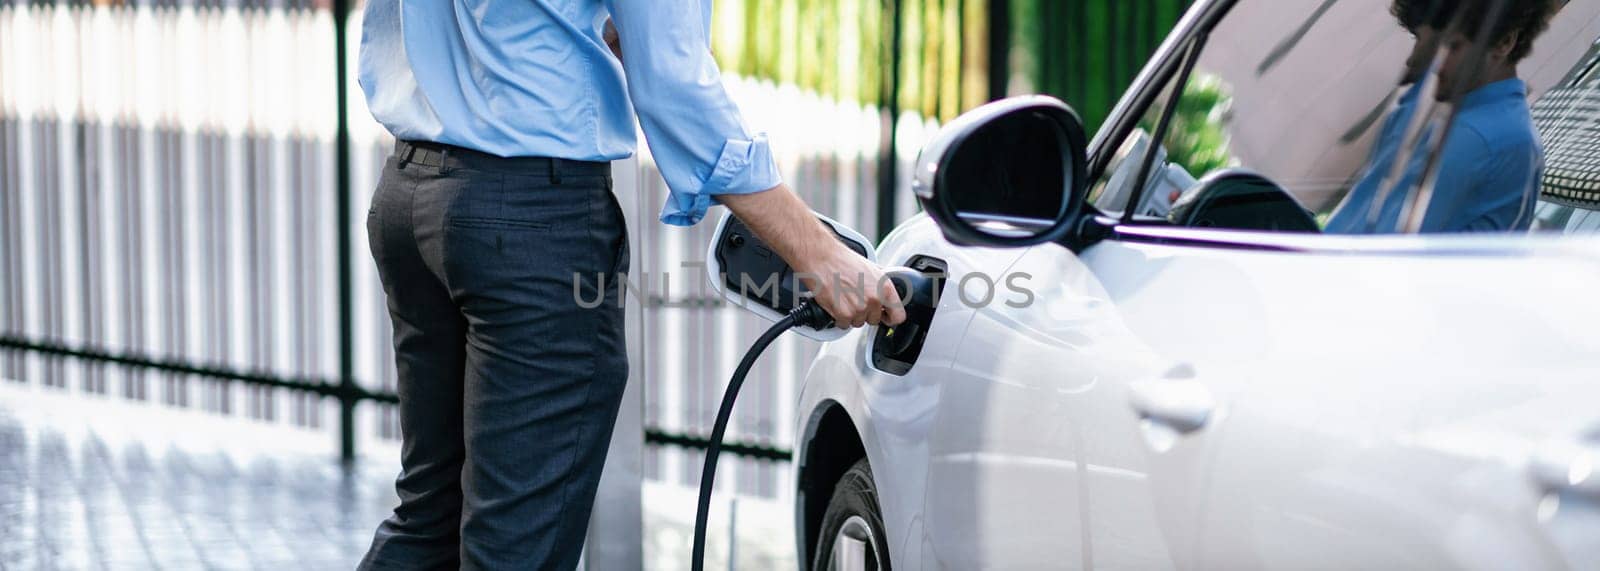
left=871, top=256, right=947, bottom=375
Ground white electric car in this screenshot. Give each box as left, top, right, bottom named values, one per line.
left=792, top=0, right=1600, bottom=568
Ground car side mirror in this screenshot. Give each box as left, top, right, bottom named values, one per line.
left=912, top=96, right=1090, bottom=247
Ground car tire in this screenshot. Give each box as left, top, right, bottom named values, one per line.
left=811, top=459, right=892, bottom=571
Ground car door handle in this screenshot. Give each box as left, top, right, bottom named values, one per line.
left=1127, top=364, right=1214, bottom=434
left=1529, top=439, right=1600, bottom=499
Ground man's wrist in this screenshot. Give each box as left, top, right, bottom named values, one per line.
left=788, top=221, right=848, bottom=275
left=720, top=183, right=846, bottom=275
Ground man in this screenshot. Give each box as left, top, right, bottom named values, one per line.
left=1325, top=0, right=1555, bottom=234
left=355, top=1, right=905, bottom=568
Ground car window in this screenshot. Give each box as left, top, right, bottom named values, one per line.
left=1091, top=0, right=1600, bottom=236
left=1089, top=67, right=1211, bottom=220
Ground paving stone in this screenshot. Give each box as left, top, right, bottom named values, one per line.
left=0, top=395, right=398, bottom=570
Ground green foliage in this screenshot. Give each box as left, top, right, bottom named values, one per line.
left=711, top=0, right=1192, bottom=127
left=1163, top=75, right=1235, bottom=176
left=711, top=0, right=987, bottom=121
left=1017, top=0, right=1190, bottom=131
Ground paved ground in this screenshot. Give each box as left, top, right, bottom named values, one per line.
left=0, top=383, right=400, bottom=570
left=0, top=382, right=799, bottom=570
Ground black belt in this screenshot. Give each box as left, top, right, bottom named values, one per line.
left=394, top=140, right=610, bottom=178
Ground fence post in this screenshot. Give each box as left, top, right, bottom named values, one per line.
left=876, top=0, right=904, bottom=241
left=989, top=0, right=1010, bottom=102
left=333, top=0, right=358, bottom=464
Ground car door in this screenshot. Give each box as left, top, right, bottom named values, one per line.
left=917, top=233, right=1231, bottom=569
left=1078, top=224, right=1600, bottom=570
left=916, top=201, right=1600, bottom=570
left=1143, top=238, right=1600, bottom=569
left=913, top=3, right=1245, bottom=567
left=913, top=0, right=1600, bottom=566
left=1168, top=6, right=1600, bottom=567
left=1071, top=0, right=1600, bottom=567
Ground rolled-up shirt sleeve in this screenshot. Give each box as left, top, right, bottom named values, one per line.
left=604, top=0, right=783, bottom=226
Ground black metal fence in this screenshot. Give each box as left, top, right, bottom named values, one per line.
left=0, top=0, right=372, bottom=458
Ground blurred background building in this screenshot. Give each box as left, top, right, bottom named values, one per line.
left=0, top=0, right=1192, bottom=567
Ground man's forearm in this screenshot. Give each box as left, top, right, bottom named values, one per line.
left=717, top=183, right=906, bottom=327
left=717, top=183, right=844, bottom=275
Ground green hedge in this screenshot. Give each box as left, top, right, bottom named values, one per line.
left=711, top=0, right=1190, bottom=128
left=711, top=0, right=989, bottom=122
left=1017, top=0, right=1191, bottom=130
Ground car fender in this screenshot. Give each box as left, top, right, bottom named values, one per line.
left=795, top=214, right=1031, bottom=568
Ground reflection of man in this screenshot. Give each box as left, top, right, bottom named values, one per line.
left=1326, top=0, right=1556, bottom=233
left=1396, top=0, right=1449, bottom=85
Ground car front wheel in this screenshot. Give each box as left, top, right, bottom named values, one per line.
left=811, top=459, right=891, bottom=571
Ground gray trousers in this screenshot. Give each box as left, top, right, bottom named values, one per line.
left=359, top=140, right=629, bottom=570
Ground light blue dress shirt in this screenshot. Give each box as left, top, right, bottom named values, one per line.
left=1325, top=78, right=1544, bottom=234
left=357, top=0, right=782, bottom=226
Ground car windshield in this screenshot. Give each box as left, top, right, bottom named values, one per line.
left=1091, top=0, right=1600, bottom=235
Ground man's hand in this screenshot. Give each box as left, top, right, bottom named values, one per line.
left=791, top=240, right=906, bottom=329
left=719, top=184, right=907, bottom=329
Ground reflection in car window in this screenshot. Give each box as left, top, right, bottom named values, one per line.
left=1091, top=0, right=1598, bottom=236
left=1531, top=42, right=1600, bottom=234
left=1089, top=68, right=1225, bottom=218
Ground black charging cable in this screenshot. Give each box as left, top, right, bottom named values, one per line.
left=690, top=302, right=832, bottom=571
left=690, top=269, right=935, bottom=570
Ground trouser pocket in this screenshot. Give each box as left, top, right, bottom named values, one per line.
left=603, top=179, right=630, bottom=278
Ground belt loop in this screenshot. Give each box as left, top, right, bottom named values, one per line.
left=549, top=158, right=563, bottom=185
left=439, top=147, right=453, bottom=174
left=398, top=142, right=417, bottom=169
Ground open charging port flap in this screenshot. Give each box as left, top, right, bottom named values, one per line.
left=870, top=255, right=947, bottom=376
